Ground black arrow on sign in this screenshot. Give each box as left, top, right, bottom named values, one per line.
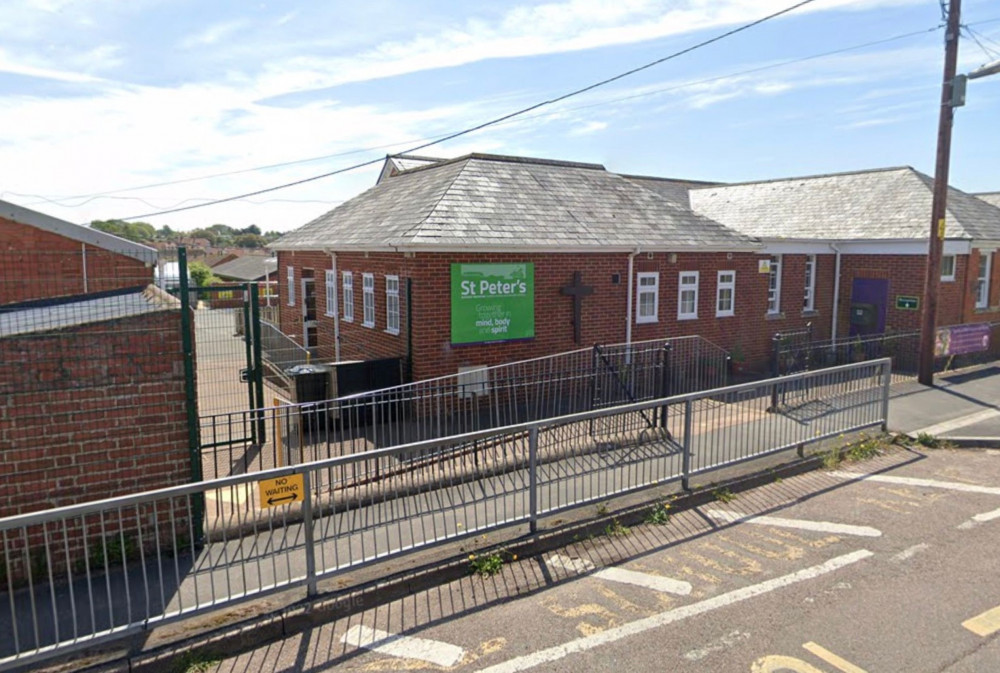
left=268, top=493, right=298, bottom=506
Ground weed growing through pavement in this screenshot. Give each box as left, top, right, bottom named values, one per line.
left=173, top=651, right=221, bottom=673
left=595, top=502, right=609, bottom=516
left=468, top=548, right=517, bottom=577
left=915, top=432, right=943, bottom=448
left=823, top=432, right=894, bottom=469
left=713, top=487, right=736, bottom=504
left=644, top=501, right=671, bottom=525
left=605, top=517, right=631, bottom=537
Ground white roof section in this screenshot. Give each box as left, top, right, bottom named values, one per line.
left=0, top=199, right=157, bottom=263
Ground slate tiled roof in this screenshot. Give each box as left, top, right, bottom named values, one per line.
left=975, top=192, right=1000, bottom=209
left=274, top=154, right=756, bottom=252
left=689, top=167, right=1000, bottom=242
left=213, top=255, right=277, bottom=281
left=622, top=175, right=720, bottom=209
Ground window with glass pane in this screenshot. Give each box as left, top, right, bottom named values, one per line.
left=678, top=271, right=699, bottom=320
left=976, top=252, right=992, bottom=308
left=636, top=272, right=659, bottom=323
left=767, top=255, right=782, bottom=314
left=325, top=270, right=336, bottom=316
left=362, top=273, right=375, bottom=327
left=386, top=275, right=400, bottom=333
left=342, top=272, right=354, bottom=322
left=803, top=255, right=816, bottom=311
left=716, top=270, right=735, bottom=317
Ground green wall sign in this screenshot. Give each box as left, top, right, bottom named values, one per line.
left=451, top=263, right=535, bottom=344
left=896, top=295, right=919, bottom=310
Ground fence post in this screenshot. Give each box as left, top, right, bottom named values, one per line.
left=804, top=322, right=814, bottom=372
left=769, top=332, right=782, bottom=412
left=242, top=283, right=257, bottom=438
left=177, top=247, right=204, bottom=543
left=659, top=342, right=672, bottom=429
left=302, top=469, right=318, bottom=597
left=881, top=359, right=892, bottom=432
left=529, top=426, right=539, bottom=534
left=250, top=283, right=266, bottom=443
left=681, top=399, right=693, bottom=491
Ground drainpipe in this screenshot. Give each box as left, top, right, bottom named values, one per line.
left=326, top=250, right=341, bottom=362
left=625, top=247, right=641, bottom=346
left=830, top=243, right=842, bottom=343
left=81, top=243, right=88, bottom=293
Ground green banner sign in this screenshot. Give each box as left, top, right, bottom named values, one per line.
left=451, top=263, right=534, bottom=344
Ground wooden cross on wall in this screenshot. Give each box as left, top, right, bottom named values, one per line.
left=560, top=271, right=594, bottom=344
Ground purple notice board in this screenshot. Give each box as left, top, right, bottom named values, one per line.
left=935, top=323, right=991, bottom=357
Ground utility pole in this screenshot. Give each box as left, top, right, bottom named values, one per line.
left=918, top=0, right=962, bottom=386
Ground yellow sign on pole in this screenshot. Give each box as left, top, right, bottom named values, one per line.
left=938, top=218, right=946, bottom=240
left=258, top=474, right=304, bottom=508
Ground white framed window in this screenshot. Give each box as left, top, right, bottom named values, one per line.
left=385, top=275, right=400, bottom=334
left=767, top=255, right=782, bottom=315
left=716, top=270, right=735, bottom=317
left=286, top=266, right=295, bottom=306
left=362, top=272, right=375, bottom=327
left=976, top=252, right=992, bottom=309
left=803, top=254, right=816, bottom=312
left=324, top=270, right=336, bottom=317
left=678, top=271, right=699, bottom=320
left=941, top=254, right=956, bottom=282
left=342, top=271, right=354, bottom=322
left=636, top=272, right=659, bottom=324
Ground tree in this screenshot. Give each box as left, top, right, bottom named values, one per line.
left=188, top=261, right=219, bottom=287
left=234, top=233, right=265, bottom=248
left=240, top=224, right=262, bottom=236
left=90, top=219, right=156, bottom=243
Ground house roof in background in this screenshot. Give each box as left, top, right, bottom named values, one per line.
left=275, top=153, right=757, bottom=252
left=212, top=255, right=277, bottom=281
left=0, top=285, right=178, bottom=336
left=0, top=199, right=157, bottom=262
left=689, top=167, right=1000, bottom=242
left=975, top=192, right=1000, bottom=209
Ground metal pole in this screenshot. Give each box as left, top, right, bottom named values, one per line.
left=302, top=470, right=317, bottom=597
left=528, top=426, right=539, bottom=534
left=177, top=247, right=204, bottom=542
left=250, top=283, right=266, bottom=444
left=881, top=359, right=892, bottom=431
left=681, top=400, right=693, bottom=491
left=918, top=0, right=962, bottom=386
left=659, top=342, right=672, bottom=428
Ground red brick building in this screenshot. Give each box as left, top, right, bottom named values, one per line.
left=689, top=167, right=1000, bottom=340
left=272, top=154, right=824, bottom=379
left=0, top=199, right=157, bottom=305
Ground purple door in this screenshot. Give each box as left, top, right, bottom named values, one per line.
left=849, top=278, right=888, bottom=336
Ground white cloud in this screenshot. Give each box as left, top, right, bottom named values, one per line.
left=180, top=20, right=250, bottom=49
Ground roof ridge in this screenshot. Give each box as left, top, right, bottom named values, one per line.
left=690, top=165, right=917, bottom=190
left=397, top=157, right=471, bottom=241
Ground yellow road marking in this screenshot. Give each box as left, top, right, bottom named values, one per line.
left=963, top=605, right=1000, bottom=637
left=802, top=641, right=868, bottom=673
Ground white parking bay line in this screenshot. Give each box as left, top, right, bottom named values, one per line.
left=546, top=554, right=692, bottom=595
left=705, top=509, right=882, bottom=537
left=958, top=506, right=1000, bottom=529
left=914, top=408, right=1000, bottom=437
left=341, top=625, right=465, bottom=668
left=479, top=550, right=873, bottom=673
left=828, top=471, right=1000, bottom=496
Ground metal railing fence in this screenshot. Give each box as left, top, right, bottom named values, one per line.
left=1, top=359, right=891, bottom=670
left=200, top=335, right=731, bottom=476
left=774, top=322, right=1000, bottom=378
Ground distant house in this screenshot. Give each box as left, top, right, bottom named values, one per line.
left=689, top=167, right=1000, bottom=339
left=213, top=254, right=278, bottom=283
left=0, top=199, right=157, bottom=305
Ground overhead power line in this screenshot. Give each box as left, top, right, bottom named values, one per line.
left=118, top=0, right=820, bottom=221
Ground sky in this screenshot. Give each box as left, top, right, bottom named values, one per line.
left=1, top=0, right=998, bottom=233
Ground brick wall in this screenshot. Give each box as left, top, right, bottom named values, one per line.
left=0, top=217, right=154, bottom=305
left=0, top=309, right=191, bottom=580
left=278, top=249, right=836, bottom=380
